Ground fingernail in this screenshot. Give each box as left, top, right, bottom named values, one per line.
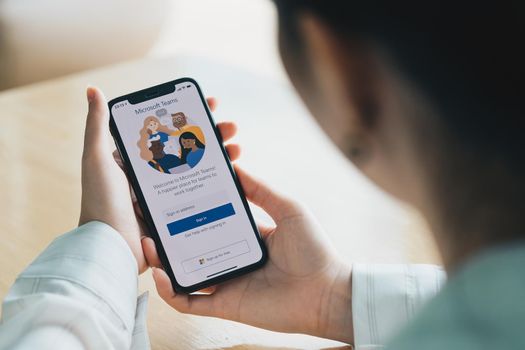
left=86, top=86, right=96, bottom=103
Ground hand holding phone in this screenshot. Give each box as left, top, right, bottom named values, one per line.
left=109, top=78, right=267, bottom=293
left=84, top=85, right=352, bottom=343
left=142, top=167, right=354, bottom=344
left=79, top=87, right=241, bottom=274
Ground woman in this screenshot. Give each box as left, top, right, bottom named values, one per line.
left=1, top=2, right=524, bottom=350
left=137, top=116, right=172, bottom=161
left=179, top=131, right=205, bottom=168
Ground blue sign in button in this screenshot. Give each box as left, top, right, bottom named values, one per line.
left=167, top=203, right=235, bottom=236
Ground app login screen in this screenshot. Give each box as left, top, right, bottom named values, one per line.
left=112, top=82, right=263, bottom=287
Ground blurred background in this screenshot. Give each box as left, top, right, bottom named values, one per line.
left=0, top=0, right=440, bottom=348
left=0, top=0, right=284, bottom=89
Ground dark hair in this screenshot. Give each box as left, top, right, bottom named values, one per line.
left=274, top=1, right=525, bottom=245
left=179, top=132, right=205, bottom=163
left=171, top=112, right=186, bottom=119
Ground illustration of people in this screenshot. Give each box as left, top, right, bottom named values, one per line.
left=179, top=132, right=205, bottom=168
left=146, top=137, right=182, bottom=173
left=170, top=112, right=205, bottom=145
left=138, top=116, right=173, bottom=157
left=137, top=113, right=206, bottom=173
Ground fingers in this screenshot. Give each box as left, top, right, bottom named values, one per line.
left=143, top=237, right=214, bottom=297
left=225, top=144, right=241, bottom=162
left=216, top=121, right=237, bottom=142
left=83, top=87, right=111, bottom=160
left=205, top=97, right=237, bottom=142
left=206, top=97, right=218, bottom=112
left=194, top=286, right=216, bottom=295
left=149, top=243, right=217, bottom=315
left=216, top=121, right=240, bottom=160
left=133, top=201, right=145, bottom=221
left=235, top=165, right=302, bottom=222
left=113, top=149, right=124, bottom=168
left=112, top=149, right=144, bottom=219
left=152, top=267, right=216, bottom=316
left=257, top=222, right=275, bottom=239
left=142, top=237, right=163, bottom=268
left=152, top=267, right=175, bottom=299
left=145, top=237, right=216, bottom=297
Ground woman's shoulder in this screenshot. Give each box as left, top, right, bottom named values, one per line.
left=388, top=244, right=525, bottom=349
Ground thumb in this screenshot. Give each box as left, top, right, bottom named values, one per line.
left=234, top=165, right=302, bottom=222
left=83, top=87, right=111, bottom=160
left=152, top=267, right=175, bottom=301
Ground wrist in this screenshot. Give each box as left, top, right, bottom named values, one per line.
left=316, top=261, right=354, bottom=344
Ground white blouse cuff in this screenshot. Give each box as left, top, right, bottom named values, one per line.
left=17, top=221, right=139, bottom=332
left=352, top=263, right=446, bottom=350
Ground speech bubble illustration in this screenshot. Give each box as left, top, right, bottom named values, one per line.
left=156, top=108, right=168, bottom=117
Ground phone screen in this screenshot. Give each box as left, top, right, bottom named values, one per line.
left=110, top=79, right=265, bottom=289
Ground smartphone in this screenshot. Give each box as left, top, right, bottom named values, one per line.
left=108, top=78, right=267, bottom=293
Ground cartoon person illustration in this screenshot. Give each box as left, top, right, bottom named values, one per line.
left=138, top=116, right=173, bottom=162
left=179, top=132, right=205, bottom=168
left=146, top=137, right=182, bottom=173
left=140, top=116, right=171, bottom=145
left=170, top=112, right=205, bottom=145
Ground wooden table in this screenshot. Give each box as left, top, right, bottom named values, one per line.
left=0, top=56, right=441, bottom=349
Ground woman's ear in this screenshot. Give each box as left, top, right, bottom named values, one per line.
left=298, top=12, right=385, bottom=161
left=296, top=13, right=429, bottom=206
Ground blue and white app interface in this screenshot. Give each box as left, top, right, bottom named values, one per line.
left=112, top=82, right=263, bottom=287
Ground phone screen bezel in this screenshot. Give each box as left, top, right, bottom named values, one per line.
left=108, top=77, right=267, bottom=293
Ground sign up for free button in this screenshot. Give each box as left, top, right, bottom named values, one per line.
left=167, top=203, right=235, bottom=236
left=182, top=240, right=250, bottom=273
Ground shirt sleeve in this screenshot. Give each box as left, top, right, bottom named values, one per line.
left=0, top=221, right=150, bottom=350
left=352, top=264, right=446, bottom=350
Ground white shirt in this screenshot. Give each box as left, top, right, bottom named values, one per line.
left=0, top=222, right=149, bottom=350
left=0, top=222, right=445, bottom=349
left=352, top=264, right=445, bottom=349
